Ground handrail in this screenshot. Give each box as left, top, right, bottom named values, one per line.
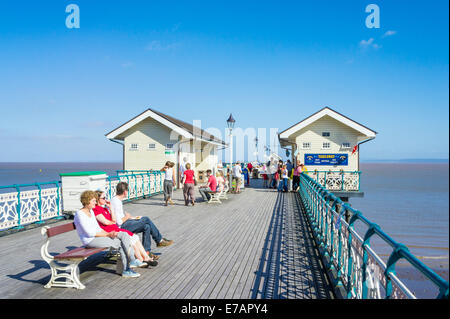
left=307, top=170, right=361, bottom=191
left=0, top=181, right=63, bottom=230
left=106, top=171, right=163, bottom=202
left=298, top=172, right=449, bottom=299
left=1, top=171, right=164, bottom=232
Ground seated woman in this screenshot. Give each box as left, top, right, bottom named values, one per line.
left=93, top=190, right=158, bottom=264
left=73, top=190, right=146, bottom=278
left=216, top=171, right=225, bottom=192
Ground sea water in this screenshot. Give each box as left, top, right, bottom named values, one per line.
left=350, top=163, right=448, bottom=298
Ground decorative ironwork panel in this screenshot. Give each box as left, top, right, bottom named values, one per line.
left=0, top=192, right=19, bottom=230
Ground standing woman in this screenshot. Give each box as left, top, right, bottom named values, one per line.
left=73, top=190, right=144, bottom=278
left=161, top=161, right=176, bottom=206
left=182, top=163, right=196, bottom=206
left=280, top=164, right=289, bottom=192
left=293, top=160, right=303, bottom=192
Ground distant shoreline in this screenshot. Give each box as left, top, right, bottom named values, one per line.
left=361, top=159, right=449, bottom=164
left=0, top=159, right=448, bottom=164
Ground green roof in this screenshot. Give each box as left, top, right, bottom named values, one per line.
left=59, top=171, right=107, bottom=177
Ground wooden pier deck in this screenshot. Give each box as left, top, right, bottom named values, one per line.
left=0, top=180, right=334, bottom=299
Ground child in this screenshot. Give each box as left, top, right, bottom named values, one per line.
left=262, top=173, right=268, bottom=188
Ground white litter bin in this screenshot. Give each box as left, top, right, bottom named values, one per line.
left=60, top=171, right=108, bottom=213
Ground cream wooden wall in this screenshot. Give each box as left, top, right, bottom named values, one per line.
left=293, top=115, right=363, bottom=171
left=119, top=118, right=180, bottom=171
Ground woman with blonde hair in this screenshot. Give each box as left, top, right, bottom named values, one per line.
left=216, top=170, right=226, bottom=192
left=73, top=190, right=145, bottom=278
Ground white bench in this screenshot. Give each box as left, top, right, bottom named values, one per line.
left=218, top=184, right=229, bottom=200
left=206, top=187, right=224, bottom=204
left=41, top=222, right=107, bottom=289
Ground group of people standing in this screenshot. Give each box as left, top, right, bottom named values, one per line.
left=161, top=160, right=229, bottom=206
left=262, top=159, right=306, bottom=192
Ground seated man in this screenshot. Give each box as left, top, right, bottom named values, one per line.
left=198, top=169, right=217, bottom=202
left=110, top=182, right=173, bottom=259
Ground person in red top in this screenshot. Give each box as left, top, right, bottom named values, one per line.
left=182, top=163, right=196, bottom=206
left=199, top=169, right=217, bottom=202
left=93, top=190, right=159, bottom=264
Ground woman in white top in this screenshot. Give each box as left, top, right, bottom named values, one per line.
left=232, top=162, right=243, bottom=193
left=161, top=161, right=176, bottom=206
left=73, top=190, right=145, bottom=278
left=279, top=164, right=289, bottom=192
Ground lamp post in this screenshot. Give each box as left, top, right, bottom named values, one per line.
left=227, top=114, right=235, bottom=187
left=264, top=145, right=270, bottom=158
left=254, top=137, right=259, bottom=163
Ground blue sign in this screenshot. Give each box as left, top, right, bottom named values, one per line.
left=304, top=154, right=348, bottom=166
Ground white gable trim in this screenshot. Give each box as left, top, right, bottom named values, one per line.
left=279, top=108, right=376, bottom=139
left=106, top=109, right=193, bottom=140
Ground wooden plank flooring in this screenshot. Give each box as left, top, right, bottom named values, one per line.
left=0, top=180, right=334, bottom=299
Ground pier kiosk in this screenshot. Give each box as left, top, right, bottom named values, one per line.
left=105, top=108, right=227, bottom=189
left=278, top=107, right=377, bottom=204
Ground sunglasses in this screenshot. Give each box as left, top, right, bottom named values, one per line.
left=100, top=197, right=107, bottom=200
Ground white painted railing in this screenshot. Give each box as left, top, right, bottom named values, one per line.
left=0, top=171, right=163, bottom=231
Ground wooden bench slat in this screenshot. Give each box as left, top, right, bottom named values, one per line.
left=46, top=222, right=76, bottom=237
left=54, top=247, right=107, bottom=260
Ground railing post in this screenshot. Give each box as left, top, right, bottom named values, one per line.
left=384, top=243, right=409, bottom=299
left=14, top=185, right=24, bottom=230
left=36, top=183, right=44, bottom=224
left=55, top=181, right=63, bottom=219
left=346, top=210, right=361, bottom=298
left=358, top=171, right=361, bottom=191
left=141, top=173, right=145, bottom=198
left=335, top=203, right=346, bottom=288
left=362, top=223, right=381, bottom=299
left=327, top=200, right=338, bottom=272
left=150, top=172, right=153, bottom=195
left=108, top=176, right=112, bottom=200
left=126, top=175, right=130, bottom=201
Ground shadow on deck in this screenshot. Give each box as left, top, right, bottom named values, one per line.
left=250, top=188, right=334, bottom=299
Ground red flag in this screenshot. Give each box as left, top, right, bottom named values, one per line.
left=351, top=145, right=358, bottom=155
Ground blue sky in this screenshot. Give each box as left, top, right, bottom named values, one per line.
left=0, top=0, right=448, bottom=162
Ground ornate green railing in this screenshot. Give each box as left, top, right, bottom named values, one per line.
left=308, top=170, right=361, bottom=191
left=0, top=171, right=163, bottom=231
left=107, top=171, right=163, bottom=202
left=299, top=172, right=449, bottom=299
left=0, top=182, right=63, bottom=231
